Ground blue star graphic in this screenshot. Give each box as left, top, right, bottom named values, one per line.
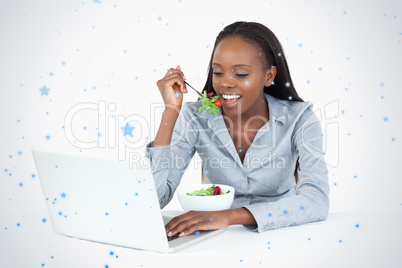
left=278, top=53, right=281, bottom=56
left=355, top=224, right=359, bottom=228
left=109, top=251, right=114, bottom=256
left=271, top=81, right=275, bottom=85
left=18, top=151, right=22, bottom=155
left=45, top=134, right=51, bottom=140
left=174, top=92, right=180, bottom=98
left=58, top=212, right=62, bottom=216
left=300, top=206, right=304, bottom=210
left=288, top=96, right=292, bottom=100
left=158, top=16, right=162, bottom=21
left=245, top=80, right=250, bottom=86
left=42, top=218, right=47, bottom=223
left=298, top=43, right=302, bottom=47
left=283, top=210, right=288, bottom=214
left=195, top=231, right=200, bottom=236
left=120, top=123, right=135, bottom=137
left=268, top=213, right=272, bottom=217
left=285, top=82, right=290, bottom=87
left=210, top=218, right=213, bottom=221
left=39, top=86, right=50, bottom=96
left=204, top=170, right=208, bottom=175
left=19, top=182, right=23, bottom=187
left=61, top=193, right=66, bottom=198
left=384, top=117, right=388, bottom=122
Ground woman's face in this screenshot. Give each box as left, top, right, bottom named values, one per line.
left=212, top=36, right=276, bottom=119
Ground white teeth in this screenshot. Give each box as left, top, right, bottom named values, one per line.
left=222, top=94, right=241, bottom=100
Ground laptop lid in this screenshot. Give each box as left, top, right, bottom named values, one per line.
left=31, top=148, right=170, bottom=253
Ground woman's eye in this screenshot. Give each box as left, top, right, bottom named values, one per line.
left=213, top=72, right=223, bottom=76
left=236, top=74, right=248, bottom=77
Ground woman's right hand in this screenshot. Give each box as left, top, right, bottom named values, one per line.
left=156, top=65, right=188, bottom=110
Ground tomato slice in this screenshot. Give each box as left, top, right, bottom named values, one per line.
left=213, top=99, right=222, bottom=109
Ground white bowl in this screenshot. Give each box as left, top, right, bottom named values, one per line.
left=177, top=184, right=235, bottom=212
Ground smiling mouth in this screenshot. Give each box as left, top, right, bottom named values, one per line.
left=221, top=94, right=243, bottom=106
left=222, top=94, right=242, bottom=100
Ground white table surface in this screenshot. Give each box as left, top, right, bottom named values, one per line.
left=1, top=211, right=401, bottom=268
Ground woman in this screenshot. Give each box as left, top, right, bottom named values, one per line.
left=146, top=21, right=330, bottom=237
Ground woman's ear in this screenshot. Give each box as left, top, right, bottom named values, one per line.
left=264, top=66, right=277, bottom=87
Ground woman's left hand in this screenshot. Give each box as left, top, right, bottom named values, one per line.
left=165, top=210, right=231, bottom=237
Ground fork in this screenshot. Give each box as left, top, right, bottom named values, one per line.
left=184, top=81, right=203, bottom=97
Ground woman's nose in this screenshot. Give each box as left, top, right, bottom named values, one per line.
left=220, top=74, right=235, bottom=88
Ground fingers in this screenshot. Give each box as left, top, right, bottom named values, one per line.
left=166, top=76, right=186, bottom=94
left=178, top=223, right=203, bottom=237
left=167, top=65, right=186, bottom=80
left=165, top=211, right=216, bottom=238
left=164, top=66, right=187, bottom=94
left=165, top=213, right=191, bottom=237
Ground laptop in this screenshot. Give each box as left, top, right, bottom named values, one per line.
left=31, top=148, right=226, bottom=253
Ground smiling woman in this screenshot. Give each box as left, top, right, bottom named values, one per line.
left=146, top=21, right=330, bottom=238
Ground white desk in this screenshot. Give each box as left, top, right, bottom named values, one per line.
left=0, top=211, right=401, bottom=268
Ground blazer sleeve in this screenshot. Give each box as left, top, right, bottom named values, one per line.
left=242, top=106, right=330, bottom=232
left=145, top=103, right=199, bottom=209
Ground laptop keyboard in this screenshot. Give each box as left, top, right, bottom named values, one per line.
left=167, top=233, right=181, bottom=242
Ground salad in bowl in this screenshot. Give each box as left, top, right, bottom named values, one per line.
left=177, top=184, right=235, bottom=211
